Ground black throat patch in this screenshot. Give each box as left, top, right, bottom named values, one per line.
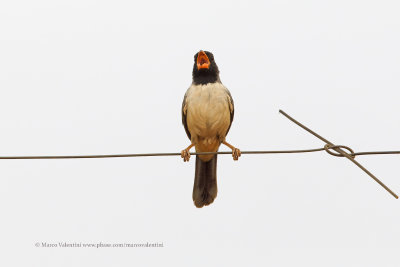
left=192, top=71, right=220, bottom=85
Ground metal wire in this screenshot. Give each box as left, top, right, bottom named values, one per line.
left=0, top=147, right=399, bottom=159
left=279, top=110, right=399, bottom=199
left=0, top=110, right=397, bottom=199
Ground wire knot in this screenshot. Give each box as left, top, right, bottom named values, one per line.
left=324, top=144, right=355, bottom=158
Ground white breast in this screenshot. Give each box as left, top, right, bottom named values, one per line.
left=184, top=82, right=232, bottom=146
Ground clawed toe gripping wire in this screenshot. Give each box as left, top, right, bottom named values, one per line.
left=0, top=110, right=398, bottom=198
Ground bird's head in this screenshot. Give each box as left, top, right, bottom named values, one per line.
left=192, top=50, right=220, bottom=85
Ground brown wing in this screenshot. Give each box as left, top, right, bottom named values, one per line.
left=225, top=89, right=234, bottom=136
left=182, top=92, right=191, bottom=140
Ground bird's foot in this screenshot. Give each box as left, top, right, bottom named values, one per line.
left=181, top=149, right=191, bottom=162
left=181, top=143, right=194, bottom=162
left=222, top=140, right=241, bottom=161
left=232, top=147, right=241, bottom=161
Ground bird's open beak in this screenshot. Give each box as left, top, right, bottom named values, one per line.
left=197, top=51, right=210, bottom=70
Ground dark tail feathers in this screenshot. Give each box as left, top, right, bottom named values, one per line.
left=193, top=155, right=218, bottom=208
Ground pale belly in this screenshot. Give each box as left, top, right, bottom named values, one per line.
left=185, top=83, right=232, bottom=159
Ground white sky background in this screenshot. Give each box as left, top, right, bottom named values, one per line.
left=0, top=0, right=399, bottom=266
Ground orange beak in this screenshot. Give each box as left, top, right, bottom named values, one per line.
left=196, top=50, right=210, bottom=70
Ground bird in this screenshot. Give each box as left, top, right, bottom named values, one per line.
left=181, top=50, right=241, bottom=208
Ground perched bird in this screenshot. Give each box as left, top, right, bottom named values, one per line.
left=181, top=50, right=241, bottom=208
